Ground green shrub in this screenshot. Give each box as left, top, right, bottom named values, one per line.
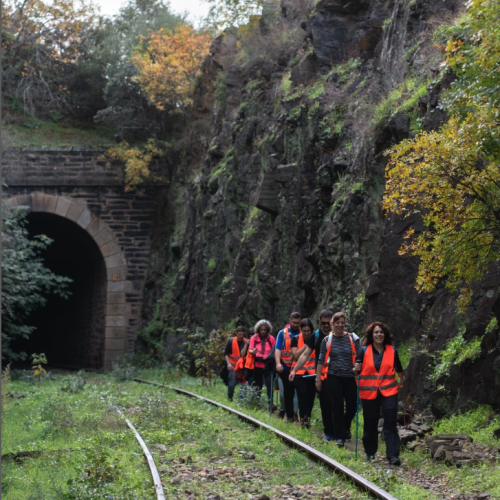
left=430, top=332, right=483, bottom=382
left=111, top=355, right=136, bottom=381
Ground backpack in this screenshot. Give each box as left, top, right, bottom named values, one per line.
left=220, top=360, right=229, bottom=385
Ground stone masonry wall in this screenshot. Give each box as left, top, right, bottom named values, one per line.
left=3, top=148, right=163, bottom=369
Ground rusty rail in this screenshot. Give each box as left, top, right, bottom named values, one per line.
left=100, top=395, right=166, bottom=500
left=133, top=378, right=399, bottom=500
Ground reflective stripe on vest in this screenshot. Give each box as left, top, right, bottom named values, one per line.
left=228, top=337, right=241, bottom=369
left=320, top=333, right=356, bottom=381
left=280, top=327, right=297, bottom=367
left=358, top=345, right=398, bottom=400
left=291, top=334, right=315, bottom=375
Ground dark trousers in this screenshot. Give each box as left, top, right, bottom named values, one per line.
left=293, top=376, right=316, bottom=419
left=362, top=393, right=400, bottom=458
left=318, top=382, right=334, bottom=436
left=279, top=370, right=295, bottom=419
left=326, top=375, right=357, bottom=440
left=252, top=367, right=272, bottom=405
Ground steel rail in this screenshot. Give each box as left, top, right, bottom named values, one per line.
left=133, top=378, right=399, bottom=500
left=100, top=396, right=166, bottom=500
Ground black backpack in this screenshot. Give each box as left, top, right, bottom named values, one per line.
left=220, top=361, right=229, bottom=385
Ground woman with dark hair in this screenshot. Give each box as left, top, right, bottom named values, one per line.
left=247, top=320, right=275, bottom=407
left=290, top=318, right=316, bottom=427
left=354, top=321, right=404, bottom=465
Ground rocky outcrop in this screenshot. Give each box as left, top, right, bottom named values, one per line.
left=140, top=0, right=500, bottom=414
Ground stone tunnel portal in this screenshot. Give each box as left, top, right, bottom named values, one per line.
left=16, top=212, right=107, bottom=369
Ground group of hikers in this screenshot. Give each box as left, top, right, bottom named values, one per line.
left=223, top=310, right=404, bottom=465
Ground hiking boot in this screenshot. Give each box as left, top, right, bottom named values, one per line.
left=277, top=409, right=285, bottom=419
left=270, top=404, right=277, bottom=412
left=304, top=416, right=311, bottom=428
left=336, top=439, right=345, bottom=447
left=300, top=417, right=305, bottom=427
left=293, top=412, right=298, bottom=422
left=323, top=434, right=333, bottom=441
left=389, top=456, right=401, bottom=466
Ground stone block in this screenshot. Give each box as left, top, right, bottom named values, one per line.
left=106, top=266, right=126, bottom=282
left=100, top=240, right=121, bottom=258
left=105, top=253, right=126, bottom=269
left=42, top=194, right=58, bottom=213
left=95, top=229, right=114, bottom=247
left=103, top=350, right=124, bottom=367
left=16, top=194, right=33, bottom=209
left=106, top=315, right=126, bottom=327
left=86, top=218, right=108, bottom=237
left=6, top=197, right=19, bottom=206
left=76, top=209, right=93, bottom=229
left=66, top=202, right=86, bottom=222
left=31, top=192, right=47, bottom=212
left=107, top=292, right=126, bottom=304
left=106, top=326, right=126, bottom=338
left=55, top=197, right=71, bottom=217
left=106, top=303, right=129, bottom=316
left=107, top=280, right=126, bottom=292
left=105, top=338, right=126, bottom=350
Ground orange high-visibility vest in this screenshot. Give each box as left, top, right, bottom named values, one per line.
left=280, top=327, right=297, bottom=367
left=320, top=333, right=356, bottom=381
left=227, top=337, right=241, bottom=369
left=244, top=352, right=255, bottom=370
left=358, top=345, right=398, bottom=400
left=291, top=334, right=315, bottom=375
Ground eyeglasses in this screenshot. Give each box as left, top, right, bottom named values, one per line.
left=320, top=321, right=331, bottom=326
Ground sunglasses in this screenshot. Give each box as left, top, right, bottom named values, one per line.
left=320, top=321, right=331, bottom=326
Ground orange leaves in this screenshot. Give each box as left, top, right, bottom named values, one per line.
left=132, top=25, right=211, bottom=112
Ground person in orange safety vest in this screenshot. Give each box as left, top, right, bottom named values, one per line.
left=290, top=318, right=316, bottom=427
left=224, top=326, right=249, bottom=401
left=353, top=321, right=404, bottom=466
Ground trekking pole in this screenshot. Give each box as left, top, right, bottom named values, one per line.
left=355, top=374, right=360, bottom=460
left=270, top=371, right=274, bottom=415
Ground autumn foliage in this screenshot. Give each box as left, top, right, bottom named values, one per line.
left=132, top=25, right=211, bottom=112
left=383, top=0, right=500, bottom=309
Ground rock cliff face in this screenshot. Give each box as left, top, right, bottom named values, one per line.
left=142, top=0, right=500, bottom=413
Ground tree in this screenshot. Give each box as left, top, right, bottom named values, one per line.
left=93, top=0, right=186, bottom=140
left=2, top=202, right=72, bottom=360
left=2, top=0, right=99, bottom=118
left=382, top=0, right=500, bottom=310
left=132, top=25, right=211, bottom=112
left=204, top=0, right=263, bottom=29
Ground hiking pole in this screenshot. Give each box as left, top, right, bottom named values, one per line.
left=270, top=371, right=274, bottom=415
left=355, top=374, right=360, bottom=460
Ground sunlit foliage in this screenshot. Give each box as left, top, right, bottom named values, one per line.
left=132, top=25, right=211, bottom=112
left=383, top=0, right=500, bottom=310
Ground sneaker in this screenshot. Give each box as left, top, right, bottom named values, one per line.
left=277, top=409, right=285, bottom=419
left=335, top=439, right=345, bottom=447
left=293, top=412, right=298, bottom=422
left=323, top=434, right=333, bottom=441
left=366, top=455, right=375, bottom=462
left=345, top=431, right=352, bottom=440
left=389, top=456, right=401, bottom=466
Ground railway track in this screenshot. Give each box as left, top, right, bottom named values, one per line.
left=133, top=377, right=399, bottom=500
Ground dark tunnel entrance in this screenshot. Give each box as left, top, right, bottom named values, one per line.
left=14, top=212, right=107, bottom=369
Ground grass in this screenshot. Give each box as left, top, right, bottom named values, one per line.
left=136, top=368, right=500, bottom=500
left=2, top=372, right=157, bottom=499
left=4, top=369, right=500, bottom=499
left=2, top=121, right=116, bottom=149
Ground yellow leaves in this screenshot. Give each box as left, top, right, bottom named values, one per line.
left=132, top=25, right=211, bottom=112
left=105, top=139, right=162, bottom=192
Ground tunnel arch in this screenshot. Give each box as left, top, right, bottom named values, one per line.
left=7, top=192, right=130, bottom=370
